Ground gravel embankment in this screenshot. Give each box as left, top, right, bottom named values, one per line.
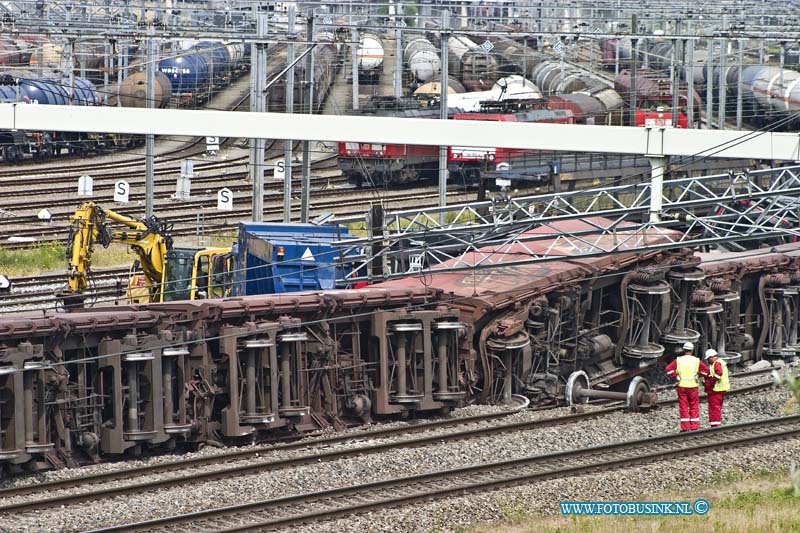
left=0, top=384, right=792, bottom=532
left=303, top=436, right=800, bottom=533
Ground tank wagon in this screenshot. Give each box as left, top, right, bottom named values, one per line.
left=739, top=65, right=800, bottom=126
left=357, top=32, right=384, bottom=84
left=0, top=76, right=105, bottom=161
left=404, top=36, right=440, bottom=85
left=447, top=35, right=501, bottom=91
left=117, top=71, right=174, bottom=109
left=599, top=38, right=633, bottom=70
left=158, top=41, right=248, bottom=106
left=531, top=60, right=607, bottom=95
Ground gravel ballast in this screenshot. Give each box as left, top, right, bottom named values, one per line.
left=0, top=382, right=793, bottom=532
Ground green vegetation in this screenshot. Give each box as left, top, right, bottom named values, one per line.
left=0, top=230, right=239, bottom=278
left=470, top=469, right=800, bottom=533
left=0, top=243, right=65, bottom=277
left=775, top=367, right=800, bottom=406
left=375, top=4, right=418, bottom=27
left=0, top=244, right=144, bottom=277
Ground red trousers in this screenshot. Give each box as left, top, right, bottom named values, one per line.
left=677, top=387, right=700, bottom=431
left=708, top=391, right=726, bottom=427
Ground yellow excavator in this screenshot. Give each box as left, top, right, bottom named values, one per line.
left=59, top=202, right=232, bottom=307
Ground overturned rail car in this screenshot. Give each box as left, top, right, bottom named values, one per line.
left=1, top=219, right=797, bottom=473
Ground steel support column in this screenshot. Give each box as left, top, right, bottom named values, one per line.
left=301, top=12, right=315, bottom=223
left=438, top=11, right=450, bottom=223
left=249, top=13, right=269, bottom=222
left=283, top=5, right=297, bottom=222
left=648, top=156, right=667, bottom=222
left=145, top=32, right=157, bottom=219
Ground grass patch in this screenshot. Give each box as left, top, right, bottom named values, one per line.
left=0, top=229, right=241, bottom=279
left=471, top=469, right=800, bottom=533
left=0, top=243, right=65, bottom=277
left=0, top=244, right=160, bottom=278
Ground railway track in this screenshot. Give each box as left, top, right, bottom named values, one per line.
left=0, top=156, right=251, bottom=198
left=0, top=156, right=341, bottom=215
left=6, top=267, right=130, bottom=290
left=0, top=87, right=252, bottom=181
left=0, top=267, right=135, bottom=312
left=0, top=382, right=773, bottom=514
left=0, top=186, right=472, bottom=252
left=0, top=403, right=528, bottom=510
left=87, top=412, right=800, bottom=532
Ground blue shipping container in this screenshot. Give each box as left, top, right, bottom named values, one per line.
left=232, top=222, right=353, bottom=296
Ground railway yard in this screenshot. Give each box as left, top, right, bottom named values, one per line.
left=1, top=1, right=800, bottom=532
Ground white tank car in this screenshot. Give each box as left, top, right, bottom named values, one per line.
left=445, top=75, right=542, bottom=112
left=447, top=35, right=475, bottom=81
left=404, top=37, right=440, bottom=83
left=358, top=32, right=384, bottom=73
left=225, top=43, right=245, bottom=65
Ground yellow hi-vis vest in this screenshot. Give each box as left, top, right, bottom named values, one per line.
left=676, top=355, right=700, bottom=388
left=710, top=358, right=730, bottom=392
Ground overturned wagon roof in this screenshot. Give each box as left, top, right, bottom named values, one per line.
left=377, top=218, right=685, bottom=314
left=696, top=240, right=800, bottom=276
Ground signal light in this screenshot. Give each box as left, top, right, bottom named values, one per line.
left=277, top=246, right=285, bottom=258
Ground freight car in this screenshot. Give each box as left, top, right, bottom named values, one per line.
left=547, top=87, right=624, bottom=124
left=530, top=59, right=608, bottom=95
left=0, top=76, right=107, bottom=162
left=356, top=31, right=384, bottom=84
left=404, top=36, right=440, bottom=85
left=448, top=35, right=501, bottom=91
left=5, top=218, right=797, bottom=472
left=598, top=38, right=633, bottom=71
left=614, top=69, right=702, bottom=126
left=267, top=34, right=341, bottom=113
left=739, top=65, right=800, bottom=126
left=0, top=37, right=34, bottom=68
left=116, top=70, right=174, bottom=109
left=158, top=41, right=248, bottom=106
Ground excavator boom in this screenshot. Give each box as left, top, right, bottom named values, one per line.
left=61, top=202, right=172, bottom=306
left=61, top=201, right=231, bottom=307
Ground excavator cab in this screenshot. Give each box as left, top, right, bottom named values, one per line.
left=62, top=201, right=234, bottom=307
left=161, top=247, right=232, bottom=302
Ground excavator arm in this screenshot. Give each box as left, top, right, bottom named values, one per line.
left=61, top=202, right=174, bottom=305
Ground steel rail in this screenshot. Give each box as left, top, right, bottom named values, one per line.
left=89, top=414, right=800, bottom=532
left=0, top=382, right=773, bottom=513
left=0, top=404, right=525, bottom=505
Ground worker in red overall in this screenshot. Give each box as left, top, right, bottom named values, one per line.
left=665, top=342, right=709, bottom=431
left=704, top=348, right=730, bottom=427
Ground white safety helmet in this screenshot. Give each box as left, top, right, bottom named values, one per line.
left=682, top=341, right=694, bottom=351
left=704, top=348, right=718, bottom=360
